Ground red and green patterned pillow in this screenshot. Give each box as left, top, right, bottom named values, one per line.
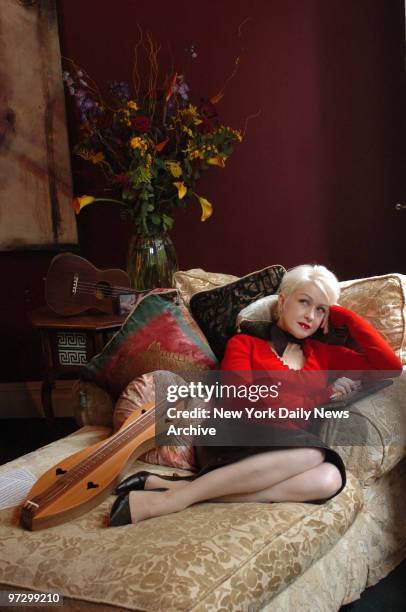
left=81, top=290, right=218, bottom=398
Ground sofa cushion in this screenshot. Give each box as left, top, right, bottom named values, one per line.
left=0, top=427, right=362, bottom=611
left=189, top=265, right=286, bottom=360
left=322, top=373, right=406, bottom=483
left=173, top=268, right=239, bottom=307
left=339, top=274, right=406, bottom=364
left=81, top=290, right=218, bottom=399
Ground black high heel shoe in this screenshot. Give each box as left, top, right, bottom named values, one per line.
left=114, top=470, right=195, bottom=495
left=109, top=493, right=131, bottom=527
left=109, top=489, right=168, bottom=527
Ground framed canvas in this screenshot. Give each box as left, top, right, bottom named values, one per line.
left=0, top=0, right=78, bottom=250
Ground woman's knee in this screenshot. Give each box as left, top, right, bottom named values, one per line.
left=318, top=462, right=343, bottom=498
left=301, top=447, right=326, bottom=470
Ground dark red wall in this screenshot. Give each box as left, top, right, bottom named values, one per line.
left=1, top=0, right=405, bottom=382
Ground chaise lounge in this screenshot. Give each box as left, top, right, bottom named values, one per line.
left=0, top=269, right=405, bottom=611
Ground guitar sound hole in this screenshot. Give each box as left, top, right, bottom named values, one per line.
left=56, top=468, right=67, bottom=475
left=95, top=281, right=113, bottom=300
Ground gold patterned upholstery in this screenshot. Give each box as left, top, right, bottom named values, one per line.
left=340, top=274, right=406, bottom=364
left=173, top=268, right=239, bottom=306
left=0, top=427, right=363, bottom=611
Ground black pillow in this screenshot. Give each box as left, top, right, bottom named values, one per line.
left=189, top=265, right=286, bottom=360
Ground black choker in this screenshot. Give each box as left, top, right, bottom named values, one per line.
left=269, top=325, right=305, bottom=357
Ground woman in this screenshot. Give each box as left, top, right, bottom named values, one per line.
left=109, top=264, right=402, bottom=526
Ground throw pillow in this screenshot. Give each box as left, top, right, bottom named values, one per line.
left=173, top=268, right=239, bottom=307
left=113, top=371, right=196, bottom=471
left=339, top=274, right=406, bottom=364
left=81, top=290, right=218, bottom=398
left=189, top=265, right=286, bottom=360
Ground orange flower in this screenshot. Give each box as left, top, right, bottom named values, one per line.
left=72, top=195, right=124, bottom=214
left=198, top=196, right=213, bottom=222
left=174, top=181, right=187, bottom=199
left=72, top=195, right=95, bottom=214
left=155, top=138, right=169, bottom=152
left=207, top=155, right=225, bottom=168
left=209, top=92, right=224, bottom=105
left=165, top=72, right=178, bottom=102
left=90, top=152, right=105, bottom=164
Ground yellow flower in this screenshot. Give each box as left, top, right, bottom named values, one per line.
left=90, top=152, right=105, bottom=164
left=72, top=195, right=95, bottom=214
left=198, top=196, right=213, bottom=222
left=174, top=181, right=187, bottom=199
left=130, top=137, right=148, bottom=153
left=179, top=104, right=202, bottom=125
left=207, top=155, right=225, bottom=168
left=127, top=100, right=139, bottom=110
left=234, top=129, right=243, bottom=142
left=166, top=161, right=182, bottom=177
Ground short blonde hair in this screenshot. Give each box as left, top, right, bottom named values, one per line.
left=278, top=264, right=340, bottom=305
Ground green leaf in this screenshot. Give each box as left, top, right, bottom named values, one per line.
left=150, top=213, right=161, bottom=224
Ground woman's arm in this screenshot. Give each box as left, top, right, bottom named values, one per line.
left=326, top=304, right=403, bottom=373
left=221, top=335, right=254, bottom=373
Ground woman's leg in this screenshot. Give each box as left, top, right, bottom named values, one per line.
left=128, top=447, right=329, bottom=523
left=144, top=462, right=342, bottom=502
left=212, top=462, right=342, bottom=502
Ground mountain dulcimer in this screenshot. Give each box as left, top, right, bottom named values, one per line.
left=21, top=401, right=158, bottom=530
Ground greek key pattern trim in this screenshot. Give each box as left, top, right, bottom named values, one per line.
left=57, top=332, right=87, bottom=365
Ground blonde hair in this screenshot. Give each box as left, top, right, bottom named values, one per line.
left=278, top=264, right=340, bottom=306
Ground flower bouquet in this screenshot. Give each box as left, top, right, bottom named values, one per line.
left=63, top=37, right=242, bottom=286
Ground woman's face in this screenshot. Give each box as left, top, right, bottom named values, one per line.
left=277, top=281, right=329, bottom=339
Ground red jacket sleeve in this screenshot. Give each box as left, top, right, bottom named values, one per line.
left=326, top=304, right=403, bottom=373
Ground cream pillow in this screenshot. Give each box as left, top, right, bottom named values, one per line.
left=339, top=274, right=406, bottom=364
left=173, top=268, right=239, bottom=307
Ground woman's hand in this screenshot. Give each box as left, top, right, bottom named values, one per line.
left=330, top=377, right=361, bottom=399
left=320, top=309, right=329, bottom=335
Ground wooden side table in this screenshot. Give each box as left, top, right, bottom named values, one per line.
left=30, top=307, right=126, bottom=429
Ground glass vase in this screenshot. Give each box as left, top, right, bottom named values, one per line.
left=126, top=232, right=179, bottom=289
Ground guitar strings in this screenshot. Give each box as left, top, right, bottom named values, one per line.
left=68, top=280, right=176, bottom=293
left=73, top=280, right=138, bottom=292
left=73, top=283, right=138, bottom=296
left=62, top=283, right=176, bottom=300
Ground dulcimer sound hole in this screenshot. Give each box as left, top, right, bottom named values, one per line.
left=87, top=481, right=99, bottom=490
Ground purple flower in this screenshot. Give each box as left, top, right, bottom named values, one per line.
left=173, top=75, right=189, bottom=102
left=108, top=80, right=130, bottom=103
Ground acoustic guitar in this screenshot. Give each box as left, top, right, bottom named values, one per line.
left=45, top=253, right=138, bottom=316
left=21, top=401, right=158, bottom=530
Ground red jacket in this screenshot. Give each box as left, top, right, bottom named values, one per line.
left=220, top=304, right=402, bottom=430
